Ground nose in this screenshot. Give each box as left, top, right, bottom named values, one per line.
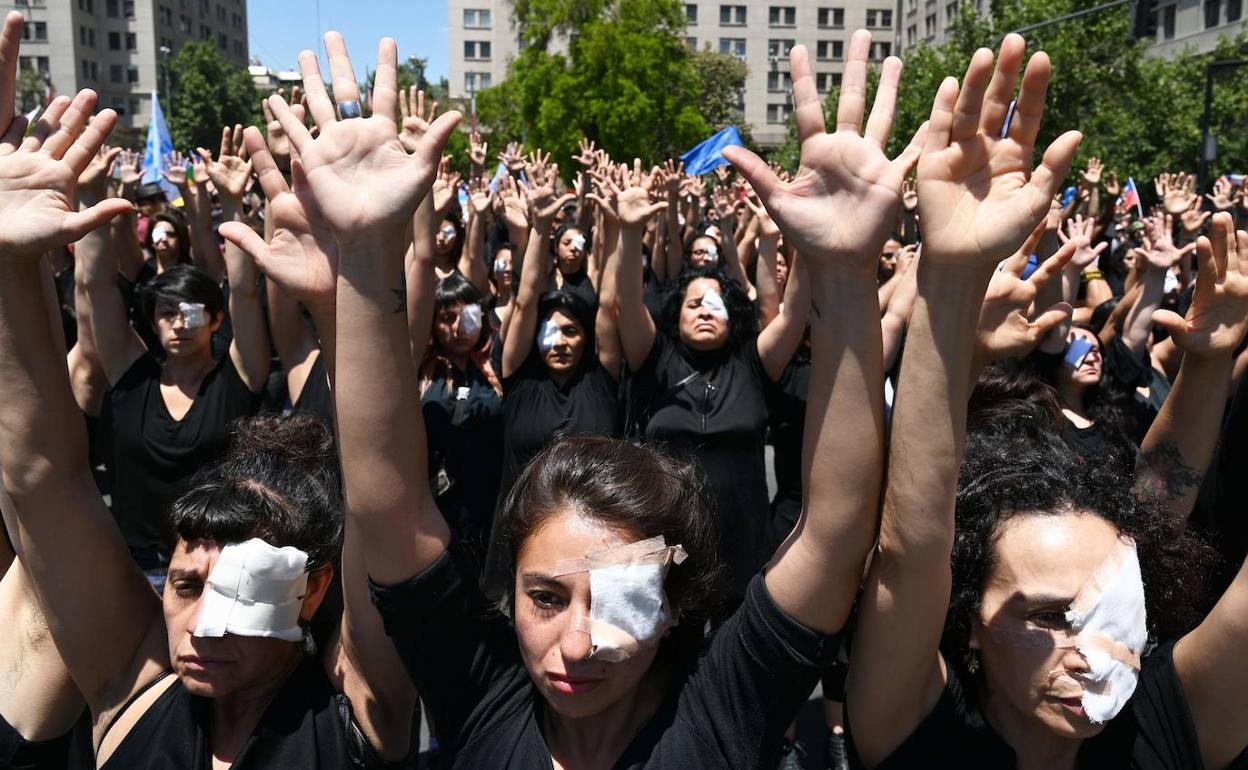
left=559, top=618, right=593, bottom=663
left=183, top=594, right=206, bottom=635
left=1059, top=645, right=1092, bottom=677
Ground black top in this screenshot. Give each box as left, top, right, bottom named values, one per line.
left=421, top=362, right=505, bottom=553
left=634, top=335, right=772, bottom=596
left=369, top=545, right=838, bottom=770
left=1193, top=362, right=1248, bottom=595
left=549, top=269, right=598, bottom=312
left=0, top=711, right=73, bottom=770
left=99, top=659, right=395, bottom=769
left=767, top=347, right=810, bottom=508
left=845, top=642, right=1206, bottom=769
left=106, top=353, right=259, bottom=553
left=291, top=351, right=334, bottom=428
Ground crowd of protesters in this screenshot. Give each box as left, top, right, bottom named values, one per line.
left=1, top=9, right=1247, bottom=770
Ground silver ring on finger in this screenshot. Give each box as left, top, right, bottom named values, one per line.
left=337, top=100, right=362, bottom=119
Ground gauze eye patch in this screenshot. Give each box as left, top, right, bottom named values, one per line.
left=538, top=318, right=562, bottom=354
left=193, top=538, right=310, bottom=642
left=702, top=243, right=719, bottom=264
left=1064, top=337, right=1094, bottom=369
left=700, top=288, right=729, bottom=321
left=151, top=226, right=174, bottom=244
left=459, top=303, right=483, bottom=337
left=178, top=302, right=207, bottom=330
left=569, top=233, right=586, bottom=252
left=550, top=535, right=687, bottom=663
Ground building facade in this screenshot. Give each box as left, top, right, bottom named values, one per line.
left=5, top=0, right=248, bottom=133
left=448, top=0, right=897, bottom=147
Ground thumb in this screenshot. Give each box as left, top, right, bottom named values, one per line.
left=219, top=221, right=270, bottom=267
left=63, top=198, right=134, bottom=240
left=1151, top=308, right=1188, bottom=339
left=721, top=145, right=780, bottom=205
left=1031, top=302, right=1074, bottom=337
left=417, top=111, right=463, bottom=164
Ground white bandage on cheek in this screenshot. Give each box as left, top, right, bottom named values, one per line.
left=459, top=303, right=483, bottom=337
left=552, top=536, right=687, bottom=663
left=193, top=538, right=310, bottom=642
left=700, top=288, right=729, bottom=321
left=537, top=318, right=561, bottom=354
left=569, top=233, right=586, bottom=252
left=178, top=302, right=207, bottom=330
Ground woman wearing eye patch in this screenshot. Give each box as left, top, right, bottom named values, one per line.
left=548, top=222, right=599, bottom=311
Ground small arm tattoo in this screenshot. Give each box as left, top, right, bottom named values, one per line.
left=1134, top=440, right=1203, bottom=503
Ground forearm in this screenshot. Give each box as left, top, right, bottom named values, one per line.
left=1082, top=274, right=1113, bottom=309
left=461, top=212, right=491, bottom=295
left=718, top=222, right=753, bottom=297
left=617, top=225, right=656, bottom=371
left=665, top=200, right=683, bottom=280
left=755, top=235, right=781, bottom=327
left=188, top=187, right=226, bottom=283
left=1121, top=269, right=1164, bottom=354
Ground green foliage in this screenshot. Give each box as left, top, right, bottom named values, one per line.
left=690, top=47, right=752, bottom=144
left=15, top=68, right=45, bottom=114
left=167, top=41, right=260, bottom=153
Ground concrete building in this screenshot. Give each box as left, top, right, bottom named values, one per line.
left=5, top=0, right=248, bottom=133
left=897, top=0, right=1245, bottom=56
left=249, top=61, right=301, bottom=96
left=448, top=0, right=897, bottom=147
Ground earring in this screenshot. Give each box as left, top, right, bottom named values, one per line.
left=301, top=624, right=318, bottom=657
left=964, top=649, right=980, bottom=675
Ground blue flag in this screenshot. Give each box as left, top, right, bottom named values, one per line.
left=141, top=90, right=180, bottom=202
left=681, top=126, right=743, bottom=177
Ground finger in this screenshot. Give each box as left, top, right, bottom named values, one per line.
left=1031, top=302, right=1074, bottom=337
left=297, top=49, right=336, bottom=127
left=219, top=221, right=271, bottom=267
left=951, top=48, right=994, bottom=142
left=63, top=109, right=118, bottom=173
left=42, top=88, right=98, bottom=159
left=268, top=94, right=314, bottom=157
left=835, top=31, right=872, bottom=134
left=232, top=124, right=245, bottom=158
left=1030, top=240, right=1076, bottom=289
left=63, top=198, right=134, bottom=240
left=242, top=125, right=290, bottom=199
left=262, top=98, right=275, bottom=125
left=0, top=114, right=27, bottom=154
left=1007, top=51, right=1052, bottom=149
left=1002, top=249, right=1029, bottom=275
left=371, top=38, right=399, bottom=124
left=924, top=77, right=960, bottom=152
left=864, top=56, right=903, bottom=148
left=722, top=145, right=781, bottom=204
left=1211, top=212, right=1232, bottom=280
left=978, top=35, right=1026, bottom=137
left=1150, top=309, right=1189, bottom=340
left=0, top=12, right=23, bottom=128
left=324, top=31, right=361, bottom=117
left=1193, top=236, right=1217, bottom=296
left=24, top=95, right=72, bottom=152
left=645, top=201, right=669, bottom=217
left=1027, top=130, right=1082, bottom=206
left=416, top=111, right=464, bottom=167
left=891, top=121, right=927, bottom=176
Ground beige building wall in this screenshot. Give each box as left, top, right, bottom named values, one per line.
left=448, top=0, right=897, bottom=148
left=5, top=0, right=248, bottom=132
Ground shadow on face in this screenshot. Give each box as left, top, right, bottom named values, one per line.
left=678, top=277, right=729, bottom=352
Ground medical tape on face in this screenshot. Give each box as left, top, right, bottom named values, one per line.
left=151, top=225, right=173, bottom=244
left=459, top=303, right=483, bottom=338
left=569, top=233, right=586, bottom=252
left=550, top=536, right=688, bottom=663
left=193, top=538, right=309, bottom=642
left=494, top=257, right=510, bottom=274
left=178, top=302, right=207, bottom=330
left=704, top=243, right=719, bottom=264
left=440, top=223, right=458, bottom=240
left=537, top=318, right=562, bottom=354
left=1063, top=337, right=1094, bottom=369
left=700, top=288, right=729, bottom=321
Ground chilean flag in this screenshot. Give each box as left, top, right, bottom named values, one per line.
left=1118, top=177, right=1142, bottom=217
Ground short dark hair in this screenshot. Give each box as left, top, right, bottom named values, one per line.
left=659, top=266, right=757, bottom=355
left=499, top=435, right=726, bottom=626
left=139, top=264, right=226, bottom=326
left=537, top=289, right=597, bottom=365
left=169, top=414, right=343, bottom=570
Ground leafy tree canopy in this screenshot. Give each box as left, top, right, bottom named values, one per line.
left=168, top=41, right=260, bottom=154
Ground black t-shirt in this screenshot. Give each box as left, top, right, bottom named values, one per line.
left=549, top=269, right=598, bottom=312
left=845, top=642, right=1207, bottom=769
left=421, top=362, right=505, bottom=553
left=369, top=545, right=838, bottom=770
left=0, top=710, right=72, bottom=770
left=765, top=347, right=810, bottom=552
left=98, top=659, right=395, bottom=769
left=290, top=351, right=334, bottom=428
left=106, top=353, right=260, bottom=553
left=634, top=335, right=772, bottom=596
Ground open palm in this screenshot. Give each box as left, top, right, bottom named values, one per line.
left=1154, top=213, right=1248, bottom=358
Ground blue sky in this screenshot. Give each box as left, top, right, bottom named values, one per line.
left=247, top=0, right=448, bottom=81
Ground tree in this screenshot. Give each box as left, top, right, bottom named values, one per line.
left=167, top=41, right=260, bottom=154
left=15, top=68, right=46, bottom=114
left=690, top=47, right=752, bottom=144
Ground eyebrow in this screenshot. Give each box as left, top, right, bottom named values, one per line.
left=165, top=569, right=202, bottom=582
left=519, top=572, right=566, bottom=587
left=1009, top=593, right=1075, bottom=607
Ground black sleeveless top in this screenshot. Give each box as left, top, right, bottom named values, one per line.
left=99, top=658, right=398, bottom=769
left=0, top=710, right=74, bottom=770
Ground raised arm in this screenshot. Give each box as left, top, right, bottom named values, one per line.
left=747, top=194, right=783, bottom=327
left=844, top=37, right=1079, bottom=766
left=0, top=66, right=166, bottom=722
left=710, top=186, right=755, bottom=299
left=461, top=176, right=494, bottom=296
left=1121, top=213, right=1188, bottom=356
left=605, top=166, right=665, bottom=373
left=757, top=250, right=811, bottom=381
left=723, top=33, right=923, bottom=634
left=1134, top=214, right=1248, bottom=525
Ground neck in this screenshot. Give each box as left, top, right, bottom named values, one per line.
left=549, top=369, right=572, bottom=388
left=154, top=251, right=179, bottom=272
left=979, top=683, right=1082, bottom=770
left=1056, top=381, right=1088, bottom=415
left=163, top=349, right=215, bottom=385
left=448, top=352, right=471, bottom=372
left=209, top=651, right=303, bottom=763
left=544, top=671, right=665, bottom=770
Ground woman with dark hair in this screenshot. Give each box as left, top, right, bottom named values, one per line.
left=845, top=37, right=1248, bottom=770
left=144, top=210, right=193, bottom=272
left=616, top=167, right=812, bottom=600
left=328, top=33, right=912, bottom=768
left=0, top=34, right=431, bottom=765
left=548, top=221, right=598, bottom=310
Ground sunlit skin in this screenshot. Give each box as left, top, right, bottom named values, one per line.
left=688, top=235, right=719, bottom=268
left=513, top=508, right=667, bottom=723
left=433, top=300, right=482, bottom=363
left=555, top=227, right=587, bottom=277
left=435, top=218, right=458, bottom=257
left=776, top=251, right=790, bottom=294
left=878, top=238, right=902, bottom=282
left=152, top=301, right=223, bottom=360
left=540, top=309, right=586, bottom=380
left=678, top=277, right=730, bottom=352
left=162, top=538, right=332, bottom=699
left=970, top=513, right=1122, bottom=758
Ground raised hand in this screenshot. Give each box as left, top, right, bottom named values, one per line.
left=467, top=174, right=493, bottom=218
left=916, top=34, right=1080, bottom=268
left=723, top=32, right=925, bottom=273
left=469, top=130, right=488, bottom=170
left=219, top=126, right=338, bottom=312
left=1142, top=212, right=1195, bottom=271
left=197, top=124, right=253, bottom=202
left=1056, top=213, right=1107, bottom=271
left=589, top=159, right=665, bottom=227
left=265, top=33, right=460, bottom=241
left=901, top=177, right=918, bottom=212
left=117, top=148, right=143, bottom=188
left=430, top=157, right=462, bottom=217
left=744, top=192, right=781, bottom=239
left=498, top=142, right=525, bottom=173
left=573, top=137, right=598, bottom=169
left=78, top=144, right=123, bottom=199
left=0, top=90, right=132, bottom=261
left=160, top=150, right=190, bottom=188
left=1079, top=156, right=1102, bottom=188
left=1152, top=213, right=1248, bottom=358
left=1104, top=170, right=1121, bottom=197
left=976, top=221, right=1075, bottom=363
left=524, top=161, right=574, bottom=230
left=398, top=86, right=438, bottom=154
left=1180, top=204, right=1210, bottom=234
left=496, top=175, right=529, bottom=231
left=1206, top=176, right=1242, bottom=212
left=1156, top=171, right=1198, bottom=215
left=263, top=89, right=305, bottom=171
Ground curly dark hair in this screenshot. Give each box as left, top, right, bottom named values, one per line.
left=498, top=435, right=727, bottom=659
left=658, top=266, right=757, bottom=356
left=169, top=414, right=343, bottom=570
left=942, top=398, right=1218, bottom=676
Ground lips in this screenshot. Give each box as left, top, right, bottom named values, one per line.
left=180, top=655, right=232, bottom=674
left=1056, top=696, right=1086, bottom=718
left=547, top=672, right=604, bottom=695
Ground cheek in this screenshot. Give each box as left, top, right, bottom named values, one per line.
left=514, top=611, right=561, bottom=666
left=981, top=636, right=1062, bottom=699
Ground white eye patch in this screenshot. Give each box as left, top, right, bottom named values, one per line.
left=151, top=225, right=173, bottom=244
left=700, top=288, right=729, bottom=320
left=440, top=223, right=457, bottom=240
left=569, top=233, right=586, bottom=252
left=193, top=538, right=310, bottom=642
left=459, top=303, right=483, bottom=337
left=538, top=318, right=562, bottom=353
left=493, top=258, right=510, bottom=274
left=178, top=302, right=207, bottom=330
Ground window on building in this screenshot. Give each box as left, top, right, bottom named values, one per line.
left=217, top=31, right=227, bottom=50
left=127, top=64, right=139, bottom=83
left=464, top=40, right=492, bottom=60
left=685, top=3, right=698, bottom=23
left=160, top=6, right=174, bottom=24
left=216, top=4, right=225, bottom=21
left=112, top=97, right=127, bottom=115
left=946, top=2, right=957, bottom=22
left=23, top=21, right=47, bottom=40
left=767, top=70, right=792, bottom=91
left=463, top=8, right=492, bottom=28
left=124, top=0, right=134, bottom=17
left=126, top=32, right=137, bottom=50
left=924, top=13, right=936, bottom=37
left=128, top=97, right=140, bottom=117
left=1228, top=0, right=1242, bottom=21
left=870, top=41, right=892, bottom=59
left=816, top=40, right=844, bottom=60
left=719, top=4, right=747, bottom=24
left=232, top=12, right=242, bottom=29
left=106, top=0, right=118, bottom=16
left=464, top=71, right=493, bottom=92
left=768, top=39, right=795, bottom=57
left=1204, top=0, right=1221, bottom=25
left=817, top=7, right=845, bottom=27
left=37, top=56, right=49, bottom=73
left=718, top=37, right=746, bottom=57
left=109, top=31, right=121, bottom=49
left=110, top=64, right=123, bottom=82
left=767, top=103, right=792, bottom=124
left=81, top=59, right=91, bottom=79
left=908, top=0, right=918, bottom=11
left=201, top=24, right=212, bottom=40
left=685, top=36, right=697, bottom=50
left=769, top=5, right=796, bottom=25
left=816, top=72, right=841, bottom=91
left=866, top=8, right=893, bottom=27
left=180, top=15, right=192, bottom=33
